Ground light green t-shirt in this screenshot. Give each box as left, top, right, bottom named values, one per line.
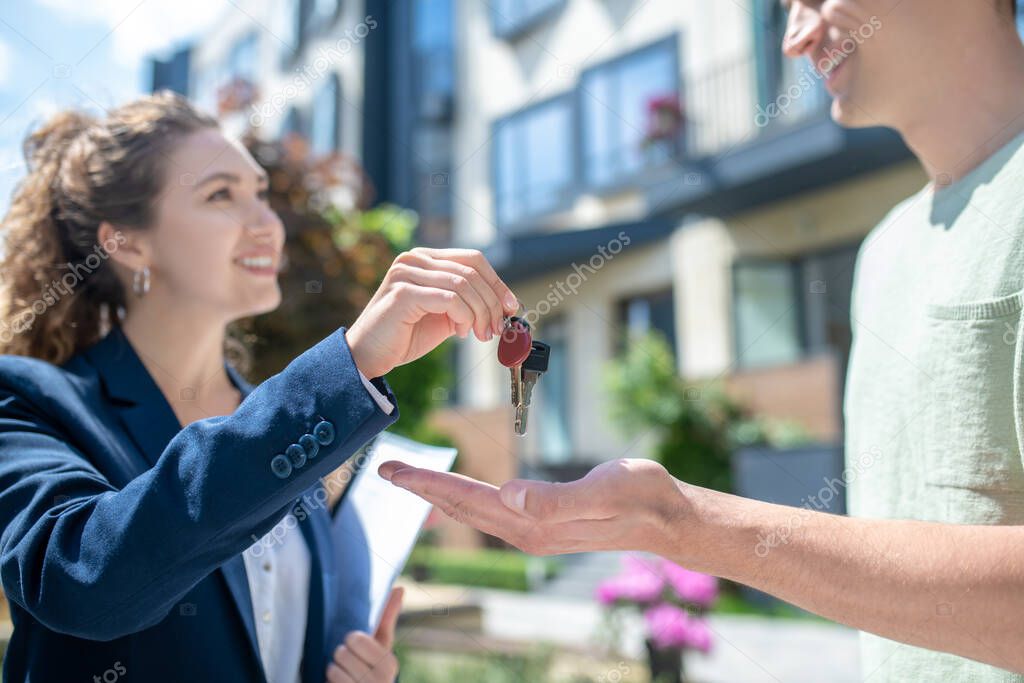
left=845, top=130, right=1024, bottom=682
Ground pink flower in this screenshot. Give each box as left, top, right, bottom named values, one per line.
left=595, top=557, right=665, bottom=605
left=660, top=560, right=718, bottom=609
left=643, top=603, right=713, bottom=653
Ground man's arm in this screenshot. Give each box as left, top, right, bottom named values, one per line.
left=673, top=482, right=1024, bottom=673
left=379, top=458, right=1024, bottom=673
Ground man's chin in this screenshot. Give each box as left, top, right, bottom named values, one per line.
left=829, top=95, right=874, bottom=129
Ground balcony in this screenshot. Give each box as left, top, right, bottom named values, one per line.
left=643, top=52, right=911, bottom=217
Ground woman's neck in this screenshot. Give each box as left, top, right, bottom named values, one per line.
left=120, top=302, right=238, bottom=418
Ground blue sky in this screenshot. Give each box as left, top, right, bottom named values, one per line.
left=0, top=0, right=229, bottom=214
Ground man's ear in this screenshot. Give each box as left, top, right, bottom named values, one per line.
left=98, top=221, right=149, bottom=275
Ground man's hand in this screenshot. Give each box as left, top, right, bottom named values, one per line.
left=385, top=458, right=1024, bottom=673
left=326, top=587, right=403, bottom=683
left=346, top=248, right=519, bottom=379
left=378, top=458, right=683, bottom=556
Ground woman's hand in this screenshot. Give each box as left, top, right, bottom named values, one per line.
left=326, top=587, right=404, bottom=683
left=345, top=248, right=519, bottom=378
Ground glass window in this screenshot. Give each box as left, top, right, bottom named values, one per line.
left=228, top=32, right=258, bottom=83
left=493, top=96, right=573, bottom=227
left=307, top=0, right=339, bottom=32
left=491, top=0, right=564, bottom=37
left=278, top=0, right=301, bottom=62
left=537, top=317, right=571, bottom=464
left=311, top=75, right=340, bottom=155
left=754, top=0, right=827, bottom=127
left=581, top=39, right=678, bottom=187
left=616, top=289, right=677, bottom=357
left=414, top=0, right=454, bottom=98
left=733, top=262, right=802, bottom=368
left=192, top=63, right=223, bottom=117
left=283, top=107, right=306, bottom=138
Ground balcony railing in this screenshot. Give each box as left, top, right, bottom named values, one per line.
left=682, top=53, right=831, bottom=159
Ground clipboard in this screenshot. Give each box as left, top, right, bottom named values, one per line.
left=335, top=431, right=457, bottom=630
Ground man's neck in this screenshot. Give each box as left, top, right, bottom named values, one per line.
left=898, top=27, right=1024, bottom=185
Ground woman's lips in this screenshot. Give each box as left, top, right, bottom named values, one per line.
left=234, top=254, right=278, bottom=276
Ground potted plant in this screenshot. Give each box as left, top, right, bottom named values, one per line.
left=596, top=555, right=717, bottom=683
left=642, top=93, right=685, bottom=159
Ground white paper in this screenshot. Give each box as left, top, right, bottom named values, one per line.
left=338, top=431, right=457, bottom=630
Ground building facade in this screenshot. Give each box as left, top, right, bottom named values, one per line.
left=151, top=1, right=933, bottom=521
left=435, top=0, right=923, bottom=489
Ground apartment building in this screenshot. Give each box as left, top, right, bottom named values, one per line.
left=150, top=1, right=938, bottom=504
left=432, top=0, right=927, bottom=489
left=149, top=0, right=456, bottom=241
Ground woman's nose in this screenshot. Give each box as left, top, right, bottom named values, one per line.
left=243, top=202, right=282, bottom=242
left=782, top=3, right=826, bottom=58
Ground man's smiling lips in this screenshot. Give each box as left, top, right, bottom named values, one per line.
left=817, top=53, right=851, bottom=95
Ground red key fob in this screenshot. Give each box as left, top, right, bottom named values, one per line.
left=497, top=316, right=532, bottom=367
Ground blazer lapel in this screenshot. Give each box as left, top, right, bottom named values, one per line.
left=84, top=327, right=265, bottom=679
left=83, top=326, right=183, bottom=471
left=300, top=496, right=334, bottom=683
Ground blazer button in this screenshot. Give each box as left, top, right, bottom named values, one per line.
left=313, top=420, right=335, bottom=446
left=299, top=433, right=320, bottom=459
left=270, top=454, right=293, bottom=479
left=286, top=443, right=307, bottom=469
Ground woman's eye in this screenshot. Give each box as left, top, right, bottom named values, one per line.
left=207, top=187, right=231, bottom=202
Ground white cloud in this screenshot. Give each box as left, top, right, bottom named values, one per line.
left=35, top=0, right=231, bottom=67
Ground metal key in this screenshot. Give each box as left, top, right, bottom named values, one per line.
left=498, top=316, right=533, bottom=432
left=515, top=340, right=550, bottom=436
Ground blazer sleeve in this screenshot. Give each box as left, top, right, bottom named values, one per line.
left=0, top=326, right=399, bottom=640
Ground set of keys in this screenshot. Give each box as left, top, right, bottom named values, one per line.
left=497, top=315, right=550, bottom=436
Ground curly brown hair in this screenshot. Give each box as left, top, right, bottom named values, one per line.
left=0, top=91, right=219, bottom=365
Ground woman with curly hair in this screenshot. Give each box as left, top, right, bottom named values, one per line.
left=0, top=90, right=516, bottom=682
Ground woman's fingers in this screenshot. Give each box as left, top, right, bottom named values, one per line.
left=409, top=247, right=519, bottom=317
left=397, top=251, right=507, bottom=338
left=325, top=661, right=356, bottom=683
left=389, top=263, right=494, bottom=341
left=390, top=282, right=475, bottom=338
left=330, top=632, right=397, bottom=682
left=374, top=586, right=404, bottom=649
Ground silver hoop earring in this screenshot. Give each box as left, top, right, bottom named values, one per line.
left=132, top=266, right=151, bottom=297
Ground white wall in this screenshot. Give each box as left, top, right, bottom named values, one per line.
left=189, top=0, right=368, bottom=164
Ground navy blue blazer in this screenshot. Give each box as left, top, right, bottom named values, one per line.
left=0, top=325, right=399, bottom=681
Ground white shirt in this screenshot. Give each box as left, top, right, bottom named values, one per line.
left=242, top=371, right=394, bottom=683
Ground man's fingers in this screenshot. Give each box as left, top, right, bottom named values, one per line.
left=374, top=586, right=404, bottom=649
left=499, top=479, right=585, bottom=523
left=380, top=462, right=532, bottom=539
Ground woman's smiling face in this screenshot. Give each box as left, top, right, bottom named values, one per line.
left=139, top=127, right=286, bottom=323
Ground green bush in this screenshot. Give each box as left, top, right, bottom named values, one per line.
left=405, top=547, right=560, bottom=592
left=603, top=332, right=742, bottom=493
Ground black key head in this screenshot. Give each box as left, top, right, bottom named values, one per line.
left=522, top=340, right=550, bottom=373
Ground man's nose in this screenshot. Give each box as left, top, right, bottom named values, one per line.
left=782, top=3, right=827, bottom=58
